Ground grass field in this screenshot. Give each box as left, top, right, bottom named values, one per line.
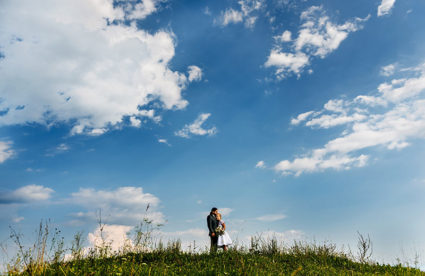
left=6, top=246, right=425, bottom=275
left=3, top=220, right=424, bottom=275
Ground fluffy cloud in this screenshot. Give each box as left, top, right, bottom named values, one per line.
left=129, top=116, right=142, bottom=128
left=274, top=63, right=425, bottom=175
left=377, top=0, right=396, bottom=17
left=0, top=141, right=14, bottom=163
left=256, top=213, right=286, bottom=222
left=123, top=0, right=162, bottom=20
left=88, top=224, right=133, bottom=253
left=305, top=113, right=367, bottom=129
left=290, top=111, right=314, bottom=125
left=264, top=51, right=309, bottom=77
left=82, top=225, right=209, bottom=255
left=265, top=6, right=369, bottom=79
left=70, top=186, right=164, bottom=225
left=187, top=66, right=203, bottom=82
left=0, top=184, right=54, bottom=204
left=175, top=113, right=217, bottom=138
left=218, top=0, right=264, bottom=28
left=0, top=0, right=198, bottom=135
left=275, top=30, right=292, bottom=42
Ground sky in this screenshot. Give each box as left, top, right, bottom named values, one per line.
left=1, top=0, right=425, bottom=267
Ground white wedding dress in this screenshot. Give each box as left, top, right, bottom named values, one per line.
left=217, top=220, right=232, bottom=246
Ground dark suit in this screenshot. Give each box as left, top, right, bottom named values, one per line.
left=207, top=213, right=218, bottom=252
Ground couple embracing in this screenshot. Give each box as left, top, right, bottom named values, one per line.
left=206, top=207, right=232, bottom=252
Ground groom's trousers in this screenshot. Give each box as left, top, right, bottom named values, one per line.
left=210, top=235, right=218, bottom=253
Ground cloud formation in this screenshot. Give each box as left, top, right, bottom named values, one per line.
left=265, top=6, right=369, bottom=79
left=70, top=186, right=164, bottom=225
left=0, top=141, right=14, bottom=163
left=187, top=66, right=203, bottom=82
left=275, top=63, right=425, bottom=175
left=0, top=185, right=54, bottom=204
left=88, top=224, right=133, bottom=253
left=218, top=0, right=264, bottom=28
left=377, top=0, right=396, bottom=17
left=0, top=0, right=198, bottom=135
left=175, top=113, right=217, bottom=138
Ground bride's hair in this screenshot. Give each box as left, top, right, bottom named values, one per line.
left=216, top=213, right=222, bottom=220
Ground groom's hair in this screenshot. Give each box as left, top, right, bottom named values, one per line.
left=211, top=207, right=217, bottom=212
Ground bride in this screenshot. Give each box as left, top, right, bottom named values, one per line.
left=216, top=213, right=232, bottom=251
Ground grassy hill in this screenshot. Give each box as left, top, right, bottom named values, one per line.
left=6, top=242, right=424, bottom=275
left=41, top=251, right=424, bottom=275
left=4, top=221, right=424, bottom=275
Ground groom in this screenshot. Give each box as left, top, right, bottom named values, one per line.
left=207, top=207, right=219, bottom=253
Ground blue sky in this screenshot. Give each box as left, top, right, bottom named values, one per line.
left=1, top=0, right=425, bottom=266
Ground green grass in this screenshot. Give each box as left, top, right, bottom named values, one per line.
left=4, top=220, right=424, bottom=275
left=7, top=244, right=424, bottom=275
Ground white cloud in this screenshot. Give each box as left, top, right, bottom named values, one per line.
left=0, top=141, right=14, bottom=163
left=274, top=63, right=425, bottom=175
left=175, top=113, right=217, bottom=138
left=88, top=224, right=133, bottom=253
left=305, top=113, right=367, bottom=128
left=264, top=51, right=310, bottom=78
left=129, top=116, right=142, bottom=128
left=256, top=213, right=286, bottom=222
left=158, top=138, right=170, bottom=146
left=265, top=6, right=369, bottom=79
left=84, top=225, right=210, bottom=255
left=275, top=30, right=292, bottom=42
left=70, top=186, right=164, bottom=225
left=218, top=0, right=264, bottom=28
left=290, top=111, right=314, bottom=125
left=0, top=0, right=197, bottom=135
left=381, top=64, right=396, bottom=77
left=187, top=65, right=203, bottom=82
left=255, top=160, right=266, bottom=168
left=124, top=0, right=161, bottom=20
left=377, top=0, right=396, bottom=17
left=0, top=184, right=54, bottom=204
left=220, top=9, right=243, bottom=26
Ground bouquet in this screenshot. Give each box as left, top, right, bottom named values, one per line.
left=215, top=225, right=225, bottom=236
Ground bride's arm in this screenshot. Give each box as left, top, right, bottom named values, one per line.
left=222, top=222, right=226, bottom=230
